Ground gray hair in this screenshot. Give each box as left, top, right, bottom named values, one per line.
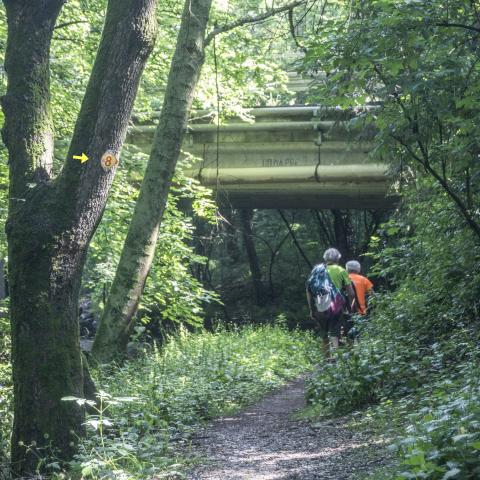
left=323, top=248, right=341, bottom=263
left=346, top=260, right=361, bottom=273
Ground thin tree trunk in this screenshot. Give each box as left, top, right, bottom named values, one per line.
left=92, top=0, right=309, bottom=363
left=278, top=210, right=312, bottom=269
left=312, top=209, right=334, bottom=247
left=332, top=209, right=354, bottom=260
left=1, top=0, right=156, bottom=473
left=268, top=232, right=290, bottom=298
left=92, top=0, right=214, bottom=363
left=239, top=209, right=267, bottom=307
left=0, top=259, right=6, bottom=301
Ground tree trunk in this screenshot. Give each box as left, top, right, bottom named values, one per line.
left=239, top=209, right=267, bottom=307
left=92, top=0, right=213, bottom=363
left=332, top=209, right=354, bottom=260
left=1, top=0, right=156, bottom=474
left=219, top=202, right=243, bottom=263
left=278, top=210, right=312, bottom=269
left=311, top=209, right=334, bottom=248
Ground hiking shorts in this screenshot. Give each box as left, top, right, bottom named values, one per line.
left=314, top=310, right=343, bottom=339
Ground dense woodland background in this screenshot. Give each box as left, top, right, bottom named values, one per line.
left=0, top=0, right=480, bottom=479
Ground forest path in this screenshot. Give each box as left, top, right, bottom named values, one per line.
left=186, top=377, right=385, bottom=480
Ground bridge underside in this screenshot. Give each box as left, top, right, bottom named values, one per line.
left=129, top=106, right=395, bottom=210
left=196, top=164, right=391, bottom=209
left=209, top=189, right=392, bottom=210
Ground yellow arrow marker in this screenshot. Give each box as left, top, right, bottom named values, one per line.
left=73, top=153, right=89, bottom=164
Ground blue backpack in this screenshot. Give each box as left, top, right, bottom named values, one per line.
left=307, top=264, right=343, bottom=314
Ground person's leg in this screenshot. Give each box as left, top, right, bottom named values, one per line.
left=322, top=337, right=330, bottom=356
left=343, top=312, right=355, bottom=347
left=314, top=312, right=330, bottom=358
left=329, top=312, right=343, bottom=351
left=354, top=313, right=368, bottom=345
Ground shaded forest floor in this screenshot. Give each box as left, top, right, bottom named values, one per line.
left=186, top=377, right=389, bottom=480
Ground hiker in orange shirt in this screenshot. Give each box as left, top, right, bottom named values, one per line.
left=346, top=260, right=374, bottom=315
left=345, top=260, right=374, bottom=341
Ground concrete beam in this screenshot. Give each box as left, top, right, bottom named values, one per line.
left=222, top=193, right=394, bottom=210
left=194, top=164, right=387, bottom=185
left=127, top=105, right=393, bottom=210
left=189, top=164, right=393, bottom=210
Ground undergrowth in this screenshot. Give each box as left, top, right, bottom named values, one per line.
left=305, top=188, right=480, bottom=479
left=1, top=324, right=322, bottom=479
left=306, top=330, right=480, bottom=479
left=0, top=303, right=11, bottom=480
left=359, top=354, right=480, bottom=480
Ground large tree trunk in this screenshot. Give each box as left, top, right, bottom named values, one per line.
left=1, top=0, right=156, bottom=474
left=92, top=0, right=213, bottom=363
left=239, top=209, right=267, bottom=306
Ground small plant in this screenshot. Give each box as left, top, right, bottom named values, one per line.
left=56, top=325, right=321, bottom=479
left=0, top=302, right=12, bottom=479
left=62, top=392, right=148, bottom=479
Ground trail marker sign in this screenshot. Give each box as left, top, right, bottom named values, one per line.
left=101, top=151, right=119, bottom=171
left=73, top=153, right=89, bottom=164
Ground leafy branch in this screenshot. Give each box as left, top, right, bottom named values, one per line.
left=372, top=64, right=480, bottom=242
left=205, top=0, right=308, bottom=46
left=436, top=22, right=480, bottom=34
left=390, top=132, right=480, bottom=242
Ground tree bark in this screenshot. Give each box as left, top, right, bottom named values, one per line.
left=278, top=210, right=312, bottom=269
left=92, top=0, right=214, bottom=363
left=1, top=0, right=156, bottom=474
left=332, top=209, right=354, bottom=260
left=239, top=209, right=267, bottom=307
left=0, top=259, right=6, bottom=301
left=268, top=232, right=290, bottom=298
left=92, top=0, right=313, bottom=362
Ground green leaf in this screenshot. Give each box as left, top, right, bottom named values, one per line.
left=442, top=468, right=461, bottom=480
left=403, top=452, right=425, bottom=466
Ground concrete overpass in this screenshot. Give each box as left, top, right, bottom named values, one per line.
left=128, top=105, right=393, bottom=210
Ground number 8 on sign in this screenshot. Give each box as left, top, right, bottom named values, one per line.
left=101, top=151, right=119, bottom=171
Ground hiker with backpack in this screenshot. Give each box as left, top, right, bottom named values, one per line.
left=344, top=260, right=374, bottom=341
left=306, top=248, right=356, bottom=356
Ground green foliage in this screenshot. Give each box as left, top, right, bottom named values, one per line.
left=0, top=302, right=11, bottom=479
left=303, top=0, right=480, bottom=239
left=350, top=335, right=480, bottom=480
left=303, top=3, right=480, bottom=476
left=305, top=186, right=480, bottom=478
left=390, top=366, right=480, bottom=480
left=61, top=325, right=321, bottom=479
left=84, top=146, right=219, bottom=329
left=306, top=337, right=420, bottom=414
left=50, top=1, right=106, bottom=138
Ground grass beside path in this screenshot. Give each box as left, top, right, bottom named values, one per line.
left=64, top=324, right=323, bottom=479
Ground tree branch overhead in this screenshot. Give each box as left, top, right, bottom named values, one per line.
left=205, top=0, right=307, bottom=45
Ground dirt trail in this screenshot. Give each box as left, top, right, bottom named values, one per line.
left=187, top=377, right=385, bottom=480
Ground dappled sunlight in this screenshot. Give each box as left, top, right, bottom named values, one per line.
left=1, top=0, right=478, bottom=478
left=188, top=379, right=386, bottom=479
